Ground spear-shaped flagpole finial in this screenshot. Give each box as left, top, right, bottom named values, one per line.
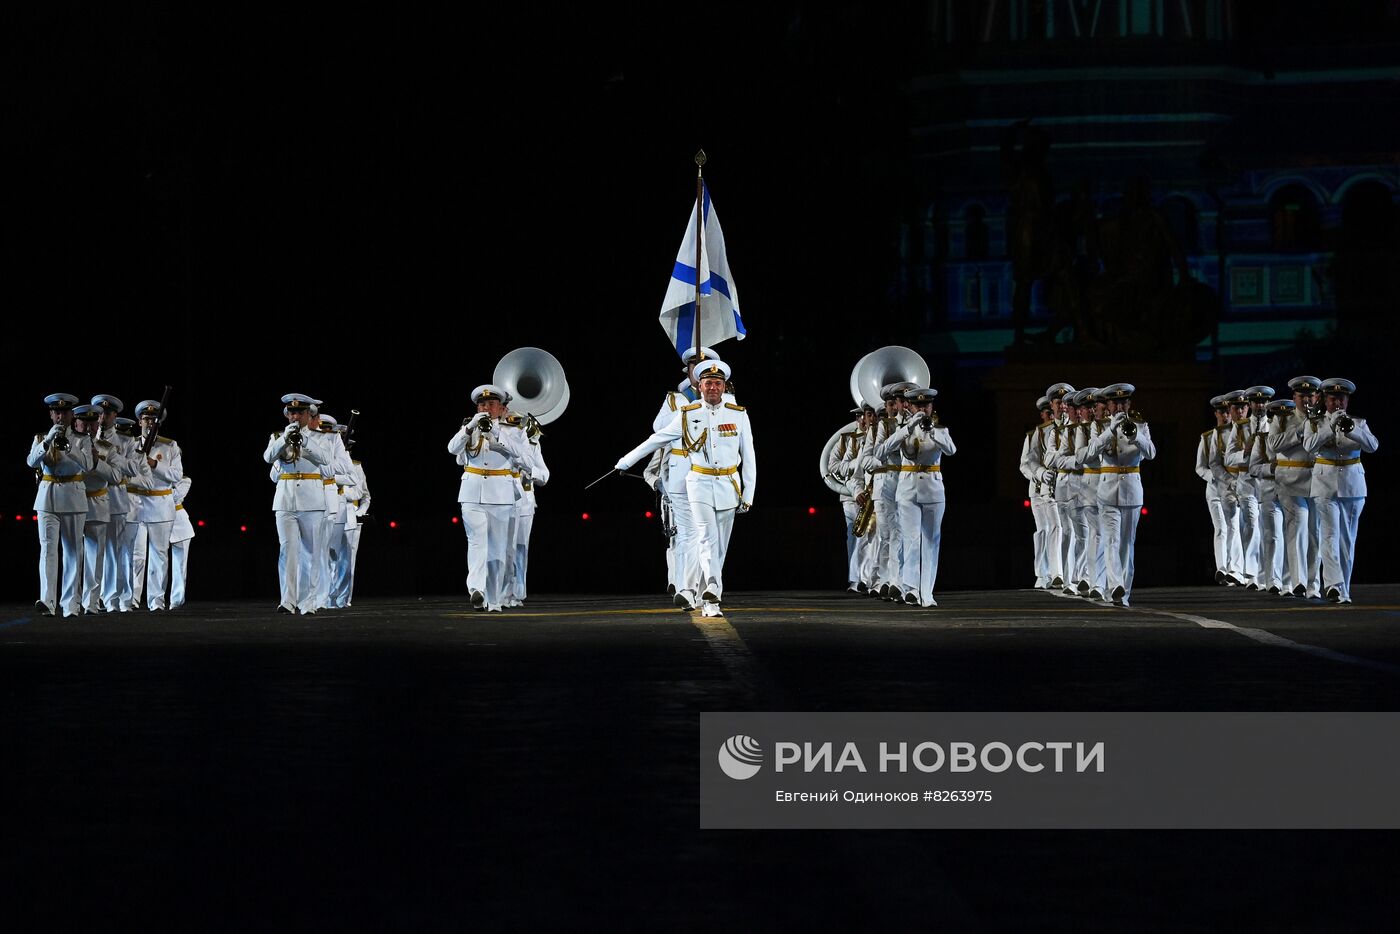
left=694, top=149, right=707, bottom=173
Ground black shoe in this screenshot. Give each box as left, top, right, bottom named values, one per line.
left=1077, top=580, right=1090, bottom=595
left=1051, top=576, right=1064, bottom=589
left=1292, top=584, right=1307, bottom=597
left=1214, top=569, right=1227, bottom=585
left=856, top=581, right=868, bottom=594
left=1326, top=587, right=1342, bottom=603
left=1267, top=585, right=1280, bottom=595
left=666, top=584, right=676, bottom=596
left=470, top=590, right=485, bottom=608
left=702, top=588, right=720, bottom=604
left=903, top=592, right=919, bottom=606
left=34, top=600, right=54, bottom=617
left=277, top=605, right=293, bottom=614
left=1111, top=585, right=1126, bottom=603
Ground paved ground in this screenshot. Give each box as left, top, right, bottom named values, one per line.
left=3, top=586, right=1399, bottom=931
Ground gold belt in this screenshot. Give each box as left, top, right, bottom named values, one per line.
left=1099, top=466, right=1140, bottom=474
left=1275, top=459, right=1313, bottom=469
left=691, top=464, right=739, bottom=476
left=323, top=478, right=335, bottom=485
left=1226, top=466, right=1247, bottom=474
left=1083, top=467, right=1103, bottom=475
left=128, top=487, right=173, bottom=496
left=464, top=467, right=514, bottom=477
left=896, top=464, right=941, bottom=473
left=669, top=448, right=689, bottom=457
left=279, top=473, right=322, bottom=481
left=175, top=504, right=184, bottom=511
left=85, top=487, right=108, bottom=498
left=1315, top=457, right=1360, bottom=467
left=42, top=473, right=85, bottom=483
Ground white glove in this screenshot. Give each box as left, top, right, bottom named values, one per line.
left=737, top=502, right=750, bottom=514
left=1039, top=468, right=1055, bottom=484
left=614, top=458, right=629, bottom=471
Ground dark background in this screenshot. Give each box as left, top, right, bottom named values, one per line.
left=5, top=3, right=1397, bottom=600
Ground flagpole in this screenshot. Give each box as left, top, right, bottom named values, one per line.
left=693, top=149, right=706, bottom=358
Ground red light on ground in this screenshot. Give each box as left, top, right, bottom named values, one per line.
left=239, top=525, right=248, bottom=532
left=644, top=511, right=653, bottom=519
left=1023, top=499, right=1032, bottom=508
left=14, top=515, right=22, bottom=522
left=808, top=507, right=817, bottom=515
left=32, top=515, right=39, bottom=521
left=389, top=521, right=398, bottom=529
left=451, top=516, right=459, bottom=524
left=1141, top=507, right=1149, bottom=516
left=581, top=513, right=590, bottom=521
left=197, top=520, right=205, bottom=527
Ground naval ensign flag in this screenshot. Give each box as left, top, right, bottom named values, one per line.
left=658, top=181, right=746, bottom=359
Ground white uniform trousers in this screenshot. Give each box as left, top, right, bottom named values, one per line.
left=1068, top=502, right=1090, bottom=589
left=36, top=511, right=84, bottom=616
left=329, top=525, right=353, bottom=608
left=170, top=539, right=190, bottom=608
left=1316, top=494, right=1364, bottom=601
left=462, top=502, right=512, bottom=611
left=1281, top=496, right=1321, bottom=597
left=1206, top=490, right=1228, bottom=574
left=1030, top=498, right=1052, bottom=587
left=511, top=513, right=535, bottom=602
left=841, top=501, right=859, bottom=584
left=1235, top=491, right=1261, bottom=585
left=1040, top=499, right=1063, bottom=585
left=102, top=514, right=131, bottom=612
left=1099, top=506, right=1140, bottom=601
left=133, top=521, right=173, bottom=610
left=114, top=518, right=140, bottom=610
left=1084, top=503, right=1106, bottom=595
left=667, top=493, right=700, bottom=599
left=1220, top=495, right=1243, bottom=580
left=314, top=512, right=337, bottom=610
left=82, top=519, right=109, bottom=612
left=276, top=510, right=322, bottom=613
left=1054, top=498, right=1076, bottom=586
left=1256, top=490, right=1285, bottom=591
left=897, top=500, right=944, bottom=606
left=691, top=502, right=736, bottom=601
left=338, top=524, right=362, bottom=607
left=874, top=499, right=899, bottom=590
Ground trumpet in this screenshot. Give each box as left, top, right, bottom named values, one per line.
left=285, top=424, right=304, bottom=463
left=1121, top=410, right=1144, bottom=441
left=1336, top=412, right=1355, bottom=434
left=523, top=413, right=543, bottom=441
left=51, top=423, right=70, bottom=453
left=1304, top=402, right=1325, bottom=420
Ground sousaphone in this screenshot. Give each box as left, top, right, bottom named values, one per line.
left=850, top=346, right=931, bottom=411
left=494, top=347, right=570, bottom=425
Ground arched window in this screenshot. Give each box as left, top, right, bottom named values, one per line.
left=1269, top=184, right=1322, bottom=252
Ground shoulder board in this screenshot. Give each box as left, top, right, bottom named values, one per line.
left=724, top=402, right=746, bottom=412
left=157, top=435, right=174, bottom=444
left=35, top=433, right=44, bottom=443
left=845, top=430, right=861, bottom=439
left=1201, top=429, right=1213, bottom=438
left=681, top=402, right=702, bottom=412
left=666, top=393, right=677, bottom=412
left=271, top=431, right=281, bottom=439
left=352, top=459, right=362, bottom=466
left=503, top=415, right=523, bottom=427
